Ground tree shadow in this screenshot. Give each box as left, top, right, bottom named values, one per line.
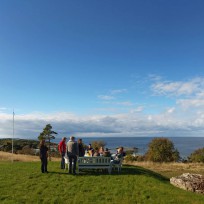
left=44, top=171, right=68, bottom=175
left=115, top=164, right=169, bottom=182
left=72, top=164, right=169, bottom=182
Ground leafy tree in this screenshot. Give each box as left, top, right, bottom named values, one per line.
left=91, top=140, right=106, bottom=150
left=188, top=148, right=204, bottom=163
left=38, top=124, right=57, bottom=161
left=145, top=138, right=180, bottom=162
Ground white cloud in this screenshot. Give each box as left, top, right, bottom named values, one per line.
left=0, top=107, right=8, bottom=113
left=115, top=101, right=133, bottom=106
left=110, top=89, right=127, bottom=95
left=177, top=99, right=204, bottom=109
left=97, top=95, right=115, bottom=100
left=98, top=88, right=127, bottom=101
left=196, top=91, right=204, bottom=98
left=151, top=77, right=204, bottom=97
left=166, top=107, right=175, bottom=114
left=1, top=106, right=204, bottom=139
left=2, top=77, right=204, bottom=139
left=130, top=106, right=144, bottom=113
left=148, top=74, right=162, bottom=81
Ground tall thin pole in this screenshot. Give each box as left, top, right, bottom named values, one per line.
left=12, top=110, right=14, bottom=162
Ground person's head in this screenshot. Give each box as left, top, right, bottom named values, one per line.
left=78, top=138, right=82, bottom=144
left=118, top=147, right=123, bottom=153
left=88, top=144, right=92, bottom=148
left=40, top=139, right=45, bottom=146
left=62, top=137, right=66, bottom=142
left=70, top=136, right=75, bottom=141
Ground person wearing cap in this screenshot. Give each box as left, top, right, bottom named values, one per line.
left=58, top=137, right=67, bottom=169
left=87, top=144, right=93, bottom=151
left=103, top=148, right=111, bottom=157
left=67, top=136, right=79, bottom=174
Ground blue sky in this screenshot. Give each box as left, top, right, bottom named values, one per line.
left=1, top=0, right=204, bottom=139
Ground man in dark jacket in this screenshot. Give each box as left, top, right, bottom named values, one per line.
left=67, top=136, right=79, bottom=174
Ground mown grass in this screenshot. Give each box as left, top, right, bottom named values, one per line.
left=1, top=161, right=204, bottom=204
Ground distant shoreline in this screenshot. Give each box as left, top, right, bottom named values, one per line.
left=1, top=137, right=204, bottom=159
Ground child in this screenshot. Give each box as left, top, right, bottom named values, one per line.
left=39, top=139, right=48, bottom=173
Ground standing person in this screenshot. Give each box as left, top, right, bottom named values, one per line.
left=67, top=136, right=79, bottom=175
left=39, top=139, right=48, bottom=173
left=58, top=137, right=67, bottom=169
left=78, top=138, right=85, bottom=157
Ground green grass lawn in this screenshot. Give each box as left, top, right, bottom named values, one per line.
left=0, top=161, right=204, bottom=204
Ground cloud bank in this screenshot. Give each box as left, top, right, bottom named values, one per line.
left=1, top=76, right=204, bottom=139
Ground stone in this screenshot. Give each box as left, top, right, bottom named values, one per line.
left=170, top=173, right=204, bottom=194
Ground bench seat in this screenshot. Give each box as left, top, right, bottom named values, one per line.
left=78, top=157, right=112, bottom=174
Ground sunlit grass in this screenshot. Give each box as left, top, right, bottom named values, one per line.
left=1, top=160, right=204, bottom=204
left=126, top=161, right=204, bottom=178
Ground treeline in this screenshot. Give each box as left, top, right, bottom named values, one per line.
left=0, top=138, right=57, bottom=156
left=125, top=137, right=204, bottom=163
left=0, top=138, right=38, bottom=152
left=1, top=137, right=204, bottom=163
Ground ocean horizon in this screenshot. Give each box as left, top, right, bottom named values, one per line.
left=2, top=136, right=204, bottom=159
left=54, top=136, right=204, bottom=159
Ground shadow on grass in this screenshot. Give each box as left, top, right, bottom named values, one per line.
left=50, top=165, right=168, bottom=182
left=121, top=164, right=169, bottom=182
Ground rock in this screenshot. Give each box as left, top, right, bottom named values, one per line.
left=170, top=173, right=204, bottom=194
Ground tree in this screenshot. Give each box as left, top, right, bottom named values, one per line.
left=38, top=124, right=57, bottom=161
left=145, top=137, right=180, bottom=162
left=91, top=140, right=106, bottom=150
left=188, top=148, right=204, bottom=163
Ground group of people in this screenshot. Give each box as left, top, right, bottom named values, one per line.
left=85, top=144, right=111, bottom=157
left=39, top=136, right=125, bottom=174
left=58, top=136, right=78, bottom=174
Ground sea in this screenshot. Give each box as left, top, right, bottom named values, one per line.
left=54, top=137, right=204, bottom=159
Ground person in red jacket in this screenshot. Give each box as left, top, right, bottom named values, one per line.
left=58, top=137, right=67, bottom=169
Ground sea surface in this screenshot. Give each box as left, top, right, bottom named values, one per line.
left=54, top=137, right=204, bottom=159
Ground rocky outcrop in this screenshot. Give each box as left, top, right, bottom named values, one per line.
left=170, top=173, right=204, bottom=194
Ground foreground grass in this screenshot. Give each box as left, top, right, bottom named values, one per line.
left=1, top=161, right=204, bottom=204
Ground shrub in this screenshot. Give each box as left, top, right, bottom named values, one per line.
left=91, top=140, right=106, bottom=149
left=125, top=149, right=134, bottom=155
left=125, top=154, right=145, bottom=162
left=18, top=146, right=35, bottom=155
left=145, top=137, right=180, bottom=162
left=188, top=148, right=204, bottom=162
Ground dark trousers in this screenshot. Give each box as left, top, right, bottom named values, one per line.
left=68, top=154, right=77, bottom=173
left=61, top=152, right=65, bottom=169
left=41, top=157, right=47, bottom=173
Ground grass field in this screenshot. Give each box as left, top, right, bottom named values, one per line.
left=1, top=152, right=204, bottom=204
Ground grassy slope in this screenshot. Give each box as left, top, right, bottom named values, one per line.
left=1, top=152, right=204, bottom=203
left=126, top=161, right=204, bottom=178
left=1, top=160, right=204, bottom=204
